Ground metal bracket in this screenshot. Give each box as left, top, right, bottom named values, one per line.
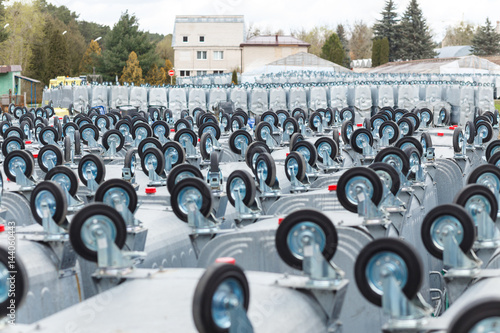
left=232, top=186, right=261, bottom=221
left=470, top=206, right=500, bottom=248
left=356, top=187, right=389, bottom=223
left=288, top=165, right=311, bottom=193
left=147, top=163, right=166, bottom=187
left=13, top=164, right=36, bottom=190
left=442, top=230, right=482, bottom=276
left=102, top=138, right=118, bottom=158
left=257, top=169, right=281, bottom=198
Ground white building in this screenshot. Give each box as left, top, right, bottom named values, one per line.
left=172, top=15, right=245, bottom=77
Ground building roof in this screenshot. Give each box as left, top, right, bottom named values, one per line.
left=175, top=15, right=244, bottom=23
left=368, top=55, right=500, bottom=74
left=15, top=75, right=40, bottom=83
left=0, top=65, right=22, bottom=73
left=434, top=45, right=472, bottom=58
left=265, top=52, right=348, bottom=70
left=240, top=35, right=310, bottom=47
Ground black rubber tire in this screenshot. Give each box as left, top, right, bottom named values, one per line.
left=78, top=153, right=106, bottom=186
left=245, top=141, right=270, bottom=170
left=30, top=180, right=67, bottom=226
left=292, top=140, right=318, bottom=167
left=228, top=130, right=252, bottom=155
left=198, top=122, right=221, bottom=141
left=378, top=120, right=400, bottom=144
left=209, top=152, right=219, bottom=173
left=123, top=148, right=138, bottom=177
left=276, top=109, right=290, bottom=127
left=131, top=122, right=152, bottom=140
left=465, top=121, right=476, bottom=144
left=314, top=137, right=338, bottom=163
left=101, top=129, right=125, bottom=153
left=282, top=117, right=299, bottom=136
left=2, top=136, right=24, bottom=157
left=341, top=120, right=354, bottom=145
left=395, top=137, right=424, bottom=157
left=4, top=126, right=24, bottom=140
left=162, top=141, right=186, bottom=168
left=380, top=106, right=396, bottom=120
left=486, top=139, right=500, bottom=161
left=137, top=137, right=162, bottom=158
left=340, top=107, right=355, bottom=122
left=37, top=144, right=63, bottom=173
left=140, top=147, right=165, bottom=176
left=403, top=146, right=421, bottom=179
left=421, top=204, right=475, bottom=260
left=192, top=263, right=250, bottom=333
left=261, top=111, right=279, bottom=127
left=254, top=152, right=276, bottom=187
left=95, top=178, right=138, bottom=213
left=0, top=246, right=28, bottom=317
left=374, top=147, right=410, bottom=176
left=167, top=163, right=204, bottom=195
left=233, top=110, right=248, bottom=125
left=475, top=120, right=493, bottom=143
left=354, top=238, right=423, bottom=306
left=226, top=170, right=256, bottom=207
left=337, top=167, right=384, bottom=213
left=350, top=128, right=374, bottom=154
left=63, top=136, right=71, bottom=162
left=174, top=128, right=198, bottom=148
left=4, top=150, right=34, bottom=182
left=115, top=119, right=131, bottom=134
left=230, top=115, right=244, bottom=131
left=482, top=111, right=497, bottom=125
left=323, top=108, right=334, bottom=126
left=368, top=162, right=401, bottom=195
left=308, top=111, right=323, bottom=132
left=397, top=117, right=414, bottom=137
left=199, top=132, right=213, bottom=160
left=94, top=115, right=110, bottom=131
left=454, top=184, right=498, bottom=221
left=474, top=115, right=491, bottom=127
left=74, top=130, right=81, bottom=156
left=220, top=113, right=231, bottom=132
left=289, top=133, right=304, bottom=152
left=468, top=164, right=500, bottom=186
left=437, top=108, right=450, bottom=125
left=151, top=120, right=170, bottom=140
left=79, top=123, right=99, bottom=145
left=452, top=127, right=464, bottom=153
left=69, top=203, right=127, bottom=262
left=45, top=165, right=78, bottom=197
left=39, top=126, right=60, bottom=145
left=419, top=108, right=434, bottom=126
left=370, top=114, right=387, bottom=131
left=284, top=151, right=307, bottom=182
left=420, top=132, right=433, bottom=152
left=171, top=177, right=212, bottom=222
left=276, top=209, right=338, bottom=270
left=62, top=122, right=79, bottom=137
left=447, top=298, right=500, bottom=333
left=255, top=121, right=273, bottom=142
left=402, top=112, right=420, bottom=131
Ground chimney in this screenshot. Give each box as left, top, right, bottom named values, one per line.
left=497, top=21, right=500, bottom=34
left=275, top=34, right=278, bottom=43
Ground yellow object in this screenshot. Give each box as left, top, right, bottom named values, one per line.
left=54, top=108, right=69, bottom=117
left=49, top=77, right=83, bottom=89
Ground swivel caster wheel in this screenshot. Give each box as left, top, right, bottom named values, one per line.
left=226, top=170, right=256, bottom=207
left=275, top=209, right=338, bottom=270
left=448, top=298, right=500, bottom=333
left=354, top=238, right=423, bottom=306
left=171, top=177, right=213, bottom=222
left=167, top=164, right=204, bottom=195
left=95, top=179, right=138, bottom=213
left=29, top=180, right=68, bottom=226
left=0, top=245, right=28, bottom=317
left=336, top=167, right=383, bottom=213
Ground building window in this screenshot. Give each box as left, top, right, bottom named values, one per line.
left=213, top=51, right=224, bottom=60
left=180, top=70, right=191, bottom=77
left=197, top=71, right=207, bottom=76
left=199, top=36, right=205, bottom=42
left=213, top=70, right=224, bottom=74
left=197, top=51, right=207, bottom=60
left=182, top=36, right=188, bottom=43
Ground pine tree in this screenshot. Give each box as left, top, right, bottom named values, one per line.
left=100, top=11, right=159, bottom=81
left=79, top=40, right=102, bottom=73
left=372, top=39, right=381, bottom=67
left=373, top=0, right=400, bottom=61
left=145, top=63, right=165, bottom=86
left=120, top=51, right=143, bottom=85
left=336, top=24, right=351, bottom=68
left=396, top=0, right=436, bottom=60
left=471, top=18, right=500, bottom=56
left=321, top=33, right=345, bottom=66
left=380, top=37, right=390, bottom=65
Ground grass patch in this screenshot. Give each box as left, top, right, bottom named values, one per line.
left=496, top=100, right=500, bottom=111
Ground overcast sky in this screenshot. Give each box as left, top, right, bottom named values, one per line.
left=45, top=0, right=499, bottom=41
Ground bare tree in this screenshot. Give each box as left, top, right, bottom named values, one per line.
left=349, top=21, right=373, bottom=60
